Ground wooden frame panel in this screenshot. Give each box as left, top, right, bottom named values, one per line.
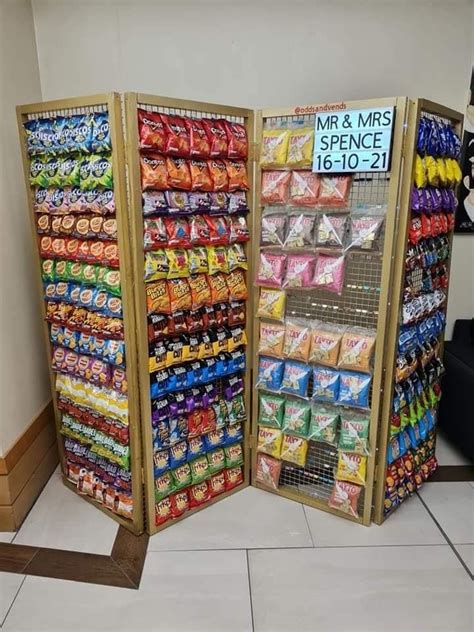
left=251, top=97, right=409, bottom=525
left=16, top=93, right=144, bottom=534
left=123, top=93, right=256, bottom=534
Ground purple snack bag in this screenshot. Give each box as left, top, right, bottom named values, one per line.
left=440, top=188, right=451, bottom=211
left=419, top=188, right=432, bottom=214
left=152, top=395, right=170, bottom=424
left=209, top=192, right=228, bottom=215
left=429, top=187, right=442, bottom=212
left=411, top=188, right=421, bottom=213
left=189, top=192, right=211, bottom=213
left=228, top=191, right=249, bottom=214
left=143, top=190, right=168, bottom=216
left=165, top=191, right=191, bottom=215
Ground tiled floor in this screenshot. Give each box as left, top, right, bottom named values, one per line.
left=0, top=443, right=472, bottom=631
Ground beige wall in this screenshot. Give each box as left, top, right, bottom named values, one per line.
left=0, top=0, right=48, bottom=455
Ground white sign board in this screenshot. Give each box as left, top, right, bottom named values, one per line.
left=312, top=107, right=395, bottom=173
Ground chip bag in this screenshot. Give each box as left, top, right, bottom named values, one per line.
left=259, top=392, right=285, bottom=428
left=168, top=278, right=192, bottom=312
left=338, top=328, right=376, bottom=373
left=285, top=212, right=316, bottom=249
left=337, top=371, right=371, bottom=408
left=189, top=159, right=213, bottom=191
left=283, top=320, right=311, bottom=362
left=282, top=399, right=310, bottom=437
left=315, top=214, right=348, bottom=248
left=283, top=254, right=316, bottom=289
left=257, top=356, right=285, bottom=390
left=138, top=109, right=166, bottom=151
left=208, top=273, right=229, bottom=303
left=257, top=425, right=283, bottom=458
left=312, top=367, right=340, bottom=403
left=140, top=153, right=168, bottom=190
left=259, top=321, right=285, bottom=358
left=339, top=410, right=370, bottom=455
left=318, top=176, right=352, bottom=207
left=227, top=243, right=247, bottom=272
left=289, top=171, right=320, bottom=207
left=225, top=160, right=249, bottom=191
left=261, top=210, right=287, bottom=247
left=256, top=252, right=286, bottom=288
left=223, top=120, right=248, bottom=159
left=312, top=254, right=345, bottom=295
left=146, top=280, right=171, bottom=314
left=286, top=127, right=314, bottom=168
left=309, top=323, right=345, bottom=367
left=328, top=480, right=362, bottom=518
left=261, top=171, right=291, bottom=205
left=261, top=128, right=290, bottom=168
left=255, top=452, right=282, bottom=490
left=281, top=361, right=311, bottom=398
left=185, top=118, right=211, bottom=159
left=166, top=157, right=191, bottom=190
left=161, top=114, right=190, bottom=157
left=280, top=434, right=308, bottom=467
left=202, top=118, right=228, bottom=157
left=257, top=288, right=286, bottom=321
left=188, top=274, right=212, bottom=309
left=207, top=159, right=229, bottom=191
left=226, top=270, right=248, bottom=300
left=308, top=405, right=339, bottom=444
left=336, top=451, right=367, bottom=486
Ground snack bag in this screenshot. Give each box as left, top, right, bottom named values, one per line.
left=351, top=214, right=384, bottom=250
left=165, top=191, right=190, bottom=215
left=166, top=249, right=189, bottom=279
left=146, top=280, right=171, bottom=314
left=257, top=425, right=283, bottom=458
left=227, top=243, right=247, bottom=272
left=166, top=157, right=191, bottom=190
left=155, top=497, right=172, bottom=526
left=261, top=210, right=287, bottom=247
left=205, top=215, right=229, bottom=245
left=224, top=466, right=244, bottom=490
left=280, top=361, right=311, bottom=398
left=140, top=153, right=168, bottom=190
left=225, top=160, right=249, bottom=191
left=257, top=356, right=284, bottom=390
left=308, top=405, right=339, bottom=444
left=207, top=448, right=226, bottom=474
left=259, top=321, right=285, bottom=358
left=226, top=270, right=248, bottom=301
left=255, top=453, right=282, bottom=490
left=318, top=176, right=352, bottom=207
left=336, top=451, right=367, bottom=486
left=209, top=471, right=226, bottom=497
left=208, top=273, right=229, bottom=303
left=288, top=171, right=320, bottom=207
left=188, top=274, right=212, bottom=309
left=283, top=320, right=311, bottom=362
left=283, top=254, right=316, bottom=289
left=282, top=399, right=310, bottom=437
left=338, top=328, right=376, bottom=373
left=161, top=114, right=190, bottom=157
left=312, top=254, right=345, bottom=295
left=261, top=171, right=291, bottom=204
left=285, top=213, right=316, bottom=249
left=207, top=246, right=229, bottom=275
left=337, top=371, right=371, bottom=408
left=256, top=252, right=286, bottom=288
left=309, top=323, right=345, bottom=367
left=224, top=120, right=248, bottom=159
left=207, top=159, right=229, bottom=191
left=189, top=159, right=213, bottom=191
left=188, top=247, right=209, bottom=275
left=316, top=214, right=348, bottom=248
left=168, top=278, right=192, bottom=312
left=229, top=215, right=250, bottom=243
left=87, top=154, right=113, bottom=189
left=185, top=118, right=211, bottom=159
left=328, top=480, right=362, bottom=518
left=144, top=217, right=167, bottom=250
left=339, top=411, right=370, bottom=454
left=224, top=443, right=244, bottom=468
left=257, top=288, right=286, bottom=321
left=312, top=367, right=340, bottom=402
left=138, top=109, right=166, bottom=151
left=286, top=127, right=314, bottom=168
left=90, top=113, right=111, bottom=153
left=258, top=392, right=285, bottom=428
left=280, top=434, right=308, bottom=467
left=30, top=157, right=48, bottom=188
left=170, top=489, right=190, bottom=518
left=202, top=118, right=228, bottom=157
left=261, top=128, right=290, bottom=167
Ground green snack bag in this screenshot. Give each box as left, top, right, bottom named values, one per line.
left=259, top=392, right=285, bottom=428
left=224, top=443, right=244, bottom=468
left=55, top=260, right=70, bottom=282
left=227, top=393, right=246, bottom=425
left=102, top=268, right=121, bottom=296
left=282, top=399, right=311, bottom=437
left=189, top=455, right=209, bottom=484
left=154, top=471, right=176, bottom=502
left=88, top=153, right=113, bottom=189
left=308, top=405, right=339, bottom=444
left=339, top=411, right=370, bottom=454
left=41, top=259, right=55, bottom=282
left=79, top=155, right=93, bottom=190
left=82, top=263, right=98, bottom=285
left=207, top=448, right=226, bottom=474
left=29, top=156, right=47, bottom=187
left=59, top=155, right=81, bottom=187
left=213, top=400, right=228, bottom=429
left=171, top=463, right=192, bottom=490
left=66, top=260, right=84, bottom=283
left=43, top=156, right=62, bottom=188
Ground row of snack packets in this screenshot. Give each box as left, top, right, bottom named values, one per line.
left=413, top=154, right=462, bottom=189
left=33, top=187, right=115, bottom=215
left=143, top=190, right=248, bottom=217
left=30, top=153, right=113, bottom=190
left=261, top=171, right=351, bottom=207
left=261, top=126, right=314, bottom=169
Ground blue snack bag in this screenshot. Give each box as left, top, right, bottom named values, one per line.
left=187, top=435, right=205, bottom=459
left=169, top=417, right=188, bottom=445
left=150, top=369, right=171, bottom=398
left=257, top=356, right=284, bottom=391
left=53, top=116, right=68, bottom=154
left=24, top=119, right=41, bottom=156
left=104, top=339, right=125, bottom=367
left=169, top=440, right=188, bottom=468
left=153, top=420, right=170, bottom=450
left=281, top=361, right=311, bottom=397
left=91, top=113, right=111, bottom=153
left=37, top=117, right=55, bottom=154
left=154, top=448, right=170, bottom=476
left=312, top=367, right=340, bottom=403
left=337, top=371, right=371, bottom=408
left=416, top=118, right=428, bottom=155
left=70, top=114, right=93, bottom=153
left=224, top=423, right=243, bottom=445
left=204, top=428, right=225, bottom=451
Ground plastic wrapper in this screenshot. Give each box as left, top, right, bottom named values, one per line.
left=166, top=157, right=191, bottom=190
left=286, top=127, right=314, bottom=168
left=261, top=209, right=286, bottom=247
left=280, top=361, right=311, bottom=398
left=257, top=425, right=283, bottom=458
left=255, top=453, right=282, bottom=490
left=257, top=356, right=284, bottom=391
left=309, top=323, right=345, bottom=367
left=336, top=451, right=367, bottom=486
left=339, top=410, right=370, bottom=454
left=225, top=160, right=249, bottom=191
left=202, top=118, right=228, bottom=157
left=144, top=217, right=167, bottom=250
left=283, top=253, right=316, bottom=289
left=337, top=371, right=371, bottom=408
left=284, top=212, right=316, bottom=249
left=207, top=159, right=229, bottom=191
left=160, top=114, right=189, bottom=157
left=328, top=480, right=362, bottom=518
left=188, top=247, right=208, bottom=275
left=138, top=109, right=166, bottom=152
left=256, top=252, right=286, bottom=288
left=258, top=392, right=285, bottom=428
left=226, top=270, right=248, bottom=301
left=337, top=328, right=376, bottom=373
left=261, top=128, right=290, bottom=168
left=257, top=288, right=286, bottom=321
left=224, top=466, right=243, bottom=490
left=318, top=176, right=351, bottom=207
left=259, top=321, right=285, bottom=358
left=261, top=171, right=291, bottom=205
left=223, top=120, right=247, bottom=159
left=350, top=212, right=384, bottom=250
left=229, top=215, right=250, bottom=243
left=227, top=243, right=247, bottom=272
left=190, top=159, right=213, bottom=191
left=315, top=214, right=348, bottom=248
left=155, top=496, right=172, bottom=525
left=312, top=367, right=340, bottom=403
left=308, top=405, right=339, bottom=444
left=312, top=254, right=345, bottom=294
left=185, top=118, right=211, bottom=159
left=289, top=171, right=319, bottom=207
left=283, top=320, right=311, bottom=362
left=280, top=434, right=308, bottom=467
left=282, top=399, right=310, bottom=437
left=146, top=280, right=171, bottom=315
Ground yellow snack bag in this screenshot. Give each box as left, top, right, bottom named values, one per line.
left=336, top=451, right=367, bottom=486
left=207, top=246, right=229, bottom=275
left=445, top=158, right=455, bottom=187
left=261, top=128, right=291, bottom=168
left=257, top=288, right=286, bottom=321
left=283, top=320, right=312, bottom=362
left=424, top=155, right=439, bottom=186
left=257, top=426, right=283, bottom=458
left=280, top=434, right=308, bottom=467
left=144, top=250, right=168, bottom=281
left=227, top=243, right=248, bottom=272
left=166, top=249, right=189, bottom=279
left=413, top=154, right=426, bottom=188
left=259, top=321, right=285, bottom=357
left=228, top=326, right=247, bottom=352
left=286, top=127, right=314, bottom=168
left=436, top=158, right=447, bottom=186
left=451, top=158, right=462, bottom=185
left=189, top=247, right=209, bottom=274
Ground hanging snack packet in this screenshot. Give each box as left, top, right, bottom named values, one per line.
left=289, top=171, right=320, bottom=207
left=165, top=191, right=191, bottom=215
left=140, top=153, right=168, bottom=191
left=155, top=497, right=172, bottom=526
left=255, top=453, right=282, bottom=490
left=309, top=323, right=345, bottom=367
left=160, top=114, right=189, bottom=157
left=261, top=209, right=287, bottom=247
left=339, top=411, right=370, bottom=455
left=285, top=212, right=316, bottom=249
left=185, top=118, right=211, bottom=159
left=163, top=217, right=190, bottom=247
left=168, top=278, right=192, bottom=312
left=261, top=128, right=290, bottom=168
left=283, top=320, right=311, bottom=362
left=90, top=113, right=111, bottom=153
left=30, top=157, right=48, bottom=188
left=207, top=159, right=229, bottom=191
left=205, top=215, right=229, bottom=245
left=281, top=361, right=311, bottom=398
left=338, top=328, right=376, bottom=373
left=138, top=109, right=166, bottom=151
left=188, top=247, right=208, bottom=275
left=208, top=471, right=226, bottom=497
left=169, top=489, right=190, bottom=518
left=229, top=215, right=249, bottom=243
left=308, top=405, right=339, bottom=444
left=207, top=246, right=229, bottom=275
left=261, top=171, right=291, bottom=205
left=225, top=160, right=249, bottom=191
left=224, top=466, right=243, bottom=491
left=228, top=191, right=248, bottom=214
left=256, top=252, right=286, bottom=288
left=259, top=392, right=285, bottom=428
left=227, top=243, right=247, bottom=272
left=87, top=154, right=113, bottom=189
left=144, top=217, right=167, bottom=250
left=166, top=157, right=191, bottom=190
left=351, top=214, right=384, bottom=250
left=166, top=249, right=189, bottom=279
left=336, top=451, right=367, bottom=486
left=146, top=279, right=171, bottom=314
left=257, top=425, right=283, bottom=458
left=257, top=356, right=284, bottom=390
left=188, top=274, right=212, bottom=309
left=280, top=434, right=308, bottom=467
left=224, top=443, right=244, bottom=468
left=328, top=480, right=362, bottom=518
left=59, top=155, right=81, bottom=187
left=188, top=216, right=210, bottom=245
left=318, top=176, right=352, bottom=207
left=337, top=371, right=371, bottom=408
left=282, top=399, right=310, bottom=437
left=312, top=254, right=345, bottom=294
left=226, top=270, right=248, bottom=301
left=257, top=288, right=286, bottom=321
left=286, top=127, right=314, bottom=168
left=189, top=159, right=213, bottom=191
left=208, top=273, right=229, bottom=303
left=259, top=321, right=285, bottom=358
left=283, top=254, right=316, bottom=289
left=202, top=118, right=228, bottom=157
left=312, top=367, right=340, bottom=402
left=315, top=214, right=348, bottom=248
left=223, top=120, right=248, bottom=159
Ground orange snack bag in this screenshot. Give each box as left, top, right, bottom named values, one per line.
left=185, top=118, right=211, bottom=159
left=261, top=171, right=291, bottom=205
left=226, top=270, right=248, bottom=300
left=259, top=321, right=285, bottom=357
left=188, top=274, right=212, bottom=310
left=190, top=159, right=213, bottom=191
left=138, top=109, right=167, bottom=152
left=318, top=176, right=352, bottom=207
left=223, top=120, right=248, bottom=160
left=337, top=328, right=376, bottom=373
left=309, top=324, right=345, bottom=367
left=225, top=160, right=249, bottom=191
left=202, top=119, right=228, bottom=157
left=140, top=153, right=168, bottom=191
left=146, top=280, right=171, bottom=314
left=166, top=157, right=192, bottom=190
left=283, top=320, right=312, bottom=362
left=207, top=273, right=229, bottom=303
left=168, top=278, right=192, bottom=312
left=289, top=171, right=320, bottom=207
left=207, top=159, right=229, bottom=191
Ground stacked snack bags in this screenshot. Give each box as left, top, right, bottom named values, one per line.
left=23, top=112, right=133, bottom=520
left=383, top=114, right=462, bottom=515
left=136, top=108, right=249, bottom=526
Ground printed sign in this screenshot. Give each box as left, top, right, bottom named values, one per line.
left=313, top=107, right=395, bottom=173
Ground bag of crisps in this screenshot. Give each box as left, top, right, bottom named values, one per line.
left=283, top=320, right=312, bottom=362
left=281, top=361, right=312, bottom=398
left=258, top=392, right=285, bottom=428
left=336, top=451, right=367, bottom=486
left=256, top=452, right=282, bottom=490
left=166, top=157, right=191, bottom=190
left=261, top=171, right=291, bottom=205
left=146, top=279, right=171, bottom=314
left=168, top=278, right=192, bottom=312
left=226, top=270, right=248, bottom=300
left=225, top=160, right=249, bottom=191
left=256, top=252, right=286, bottom=288
left=289, top=171, right=320, bottom=207
left=208, top=273, right=229, bottom=303
left=227, top=243, right=247, bottom=272
left=282, top=399, right=311, bottom=437
left=261, top=128, right=290, bottom=168
left=161, top=114, right=190, bottom=157
left=188, top=274, right=212, bottom=309
left=318, top=176, right=352, bottom=207
left=309, top=323, right=345, bottom=367
left=337, top=327, right=376, bottom=373
left=257, top=425, right=283, bottom=458
left=286, top=127, right=314, bottom=168
left=308, top=404, right=339, bottom=444
left=202, top=119, right=228, bottom=157
left=185, top=118, right=211, bottom=159
left=189, top=159, right=213, bottom=191
left=138, top=109, right=166, bottom=151
left=140, top=153, right=168, bottom=190
left=280, top=434, right=308, bottom=467
left=207, top=159, right=229, bottom=191
left=328, top=480, right=362, bottom=518
left=339, top=410, right=370, bottom=455
left=223, top=120, right=248, bottom=160
left=257, top=288, right=286, bottom=321
left=259, top=321, right=285, bottom=358
left=207, top=246, right=229, bottom=275
left=166, top=249, right=189, bottom=279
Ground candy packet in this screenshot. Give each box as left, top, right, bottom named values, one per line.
left=308, top=404, right=339, bottom=444
left=338, top=327, right=376, bottom=373
left=255, top=452, right=282, bottom=490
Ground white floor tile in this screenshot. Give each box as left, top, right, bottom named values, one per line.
left=455, top=544, right=474, bottom=575
left=435, top=433, right=472, bottom=466
left=419, top=482, right=474, bottom=544
left=3, top=550, right=252, bottom=632
left=149, top=487, right=312, bottom=551
left=13, top=468, right=118, bottom=554
left=0, top=573, right=24, bottom=626
left=0, top=533, right=15, bottom=543
left=249, top=546, right=473, bottom=632
left=304, top=494, right=445, bottom=546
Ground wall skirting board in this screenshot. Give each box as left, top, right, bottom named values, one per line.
left=0, top=402, right=59, bottom=531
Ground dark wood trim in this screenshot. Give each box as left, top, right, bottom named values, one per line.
left=429, top=465, right=474, bottom=482
left=0, top=527, right=149, bottom=589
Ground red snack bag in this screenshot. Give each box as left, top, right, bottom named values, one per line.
left=170, top=489, right=189, bottom=518
left=328, top=480, right=362, bottom=518
left=189, top=215, right=210, bottom=245
left=188, top=409, right=205, bottom=437
left=138, top=109, right=166, bottom=152
left=226, top=270, right=248, bottom=301
left=168, top=311, right=188, bottom=335
left=190, top=159, right=213, bottom=191
left=155, top=497, right=172, bottom=526
left=202, top=408, right=216, bottom=434
left=228, top=301, right=246, bottom=327
left=205, top=215, right=229, bottom=245
left=223, top=120, right=248, bottom=160
left=209, top=471, right=226, bottom=497
left=207, top=273, right=229, bottom=303
left=186, top=309, right=204, bottom=333
left=409, top=216, right=422, bottom=244
left=103, top=243, right=120, bottom=267
left=213, top=302, right=228, bottom=326
left=229, top=215, right=249, bottom=243
left=39, top=236, right=53, bottom=257
left=77, top=240, right=91, bottom=261
left=188, top=274, right=212, bottom=310
left=224, top=466, right=243, bottom=490
left=207, top=159, right=229, bottom=191
left=168, top=278, right=192, bottom=312
left=51, top=237, right=67, bottom=258
left=146, top=280, right=171, bottom=314
left=185, top=118, right=211, bottom=159
left=202, top=118, right=228, bottom=157
left=421, top=214, right=432, bottom=239
left=289, top=171, right=320, bottom=207
left=166, top=157, right=192, bottom=190
left=189, top=481, right=210, bottom=507
left=144, top=217, right=167, bottom=250
left=225, top=160, right=249, bottom=191
left=431, top=213, right=441, bottom=237
left=164, top=217, right=190, bottom=247
left=140, top=153, right=169, bottom=191
left=160, top=114, right=190, bottom=157
left=318, top=176, right=352, bottom=207
left=261, top=171, right=291, bottom=204
left=439, top=213, right=448, bottom=234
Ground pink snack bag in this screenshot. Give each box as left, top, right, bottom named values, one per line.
left=312, top=254, right=346, bottom=294
left=256, top=251, right=287, bottom=288
left=283, top=254, right=316, bottom=289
